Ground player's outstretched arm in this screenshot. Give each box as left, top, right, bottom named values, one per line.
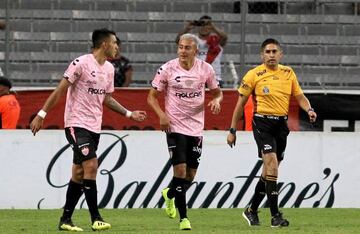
left=30, top=78, right=71, bottom=136
left=103, top=94, right=147, bottom=122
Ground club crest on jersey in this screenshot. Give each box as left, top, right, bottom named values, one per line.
left=263, top=86, right=270, bottom=94
left=185, top=80, right=193, bottom=87
left=81, top=146, right=89, bottom=156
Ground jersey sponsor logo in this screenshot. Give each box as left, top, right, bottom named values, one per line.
left=263, top=86, right=270, bottom=94
left=175, top=76, right=181, bottom=82
left=91, top=71, right=96, bottom=77
left=256, top=69, right=267, bottom=76
left=264, top=144, right=272, bottom=151
left=240, top=81, right=249, bottom=90
left=88, top=87, right=106, bottom=95
left=175, top=91, right=202, bottom=99
left=86, top=80, right=97, bottom=85
left=192, top=146, right=202, bottom=154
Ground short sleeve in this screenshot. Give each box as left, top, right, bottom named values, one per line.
left=205, top=64, right=219, bottom=89
left=238, top=70, right=255, bottom=96
left=106, top=64, right=115, bottom=94
left=64, top=58, right=83, bottom=83
left=290, top=69, right=303, bottom=96
left=151, top=64, right=169, bottom=91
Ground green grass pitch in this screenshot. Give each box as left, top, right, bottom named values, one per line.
left=0, top=208, right=359, bottom=233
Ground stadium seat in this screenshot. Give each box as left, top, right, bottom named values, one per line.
left=1, top=0, right=360, bottom=88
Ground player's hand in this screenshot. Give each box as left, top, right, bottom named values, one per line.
left=130, top=110, right=147, bottom=122
left=308, top=109, right=317, bottom=123
left=159, top=114, right=171, bottom=133
left=30, top=115, right=44, bottom=136
left=227, top=133, right=236, bottom=148
left=208, top=99, right=221, bottom=115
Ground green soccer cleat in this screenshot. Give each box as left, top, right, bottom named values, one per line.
left=162, top=188, right=176, bottom=219
left=58, top=218, right=84, bottom=232
left=91, top=218, right=111, bottom=231
left=179, top=218, right=191, bottom=230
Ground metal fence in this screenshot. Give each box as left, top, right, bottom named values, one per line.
left=0, top=0, right=359, bottom=89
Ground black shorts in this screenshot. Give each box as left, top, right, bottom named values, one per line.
left=166, top=132, right=203, bottom=169
left=252, top=114, right=290, bottom=162
left=65, top=127, right=100, bottom=164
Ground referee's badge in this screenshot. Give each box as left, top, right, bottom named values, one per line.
left=263, top=86, right=270, bottom=94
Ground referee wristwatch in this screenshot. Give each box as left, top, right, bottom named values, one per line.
left=229, top=128, right=237, bottom=135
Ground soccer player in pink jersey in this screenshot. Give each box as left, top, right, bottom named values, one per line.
left=30, top=28, right=147, bottom=232
left=147, top=33, right=223, bottom=230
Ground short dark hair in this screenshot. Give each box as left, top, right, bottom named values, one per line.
left=92, top=28, right=116, bottom=49
left=116, top=36, right=121, bottom=46
left=261, top=38, right=281, bottom=51
left=0, top=77, right=12, bottom=89
left=199, top=15, right=212, bottom=21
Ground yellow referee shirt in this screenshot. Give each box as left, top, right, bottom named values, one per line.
left=238, top=64, right=303, bottom=116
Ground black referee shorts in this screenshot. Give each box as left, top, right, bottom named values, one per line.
left=166, top=132, right=203, bottom=169
left=252, top=114, right=290, bottom=161
left=65, top=127, right=100, bottom=164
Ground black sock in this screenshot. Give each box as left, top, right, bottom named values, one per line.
left=183, top=179, right=192, bottom=191
left=167, top=178, right=192, bottom=200
left=250, top=176, right=266, bottom=212
left=61, top=180, right=83, bottom=220
left=172, top=177, right=187, bottom=220
left=265, top=175, right=279, bottom=216
left=167, top=177, right=176, bottom=199
left=83, top=179, right=101, bottom=222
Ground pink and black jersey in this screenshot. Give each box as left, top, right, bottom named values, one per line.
left=151, top=57, right=218, bottom=136
left=63, top=54, right=114, bottom=133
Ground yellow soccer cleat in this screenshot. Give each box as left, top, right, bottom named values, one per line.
left=58, top=218, right=84, bottom=232
left=179, top=218, right=191, bottom=230
left=91, top=219, right=111, bottom=231
left=162, top=188, right=176, bottom=219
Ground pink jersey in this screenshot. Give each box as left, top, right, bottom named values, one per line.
left=151, top=58, right=219, bottom=136
left=63, top=54, right=114, bottom=133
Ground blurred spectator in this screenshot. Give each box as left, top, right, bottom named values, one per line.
left=0, top=77, right=21, bottom=129
left=0, top=21, right=5, bottom=30
left=108, top=37, right=133, bottom=87
left=176, top=15, right=228, bottom=87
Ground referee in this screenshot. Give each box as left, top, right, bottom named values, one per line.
left=227, top=38, right=316, bottom=227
